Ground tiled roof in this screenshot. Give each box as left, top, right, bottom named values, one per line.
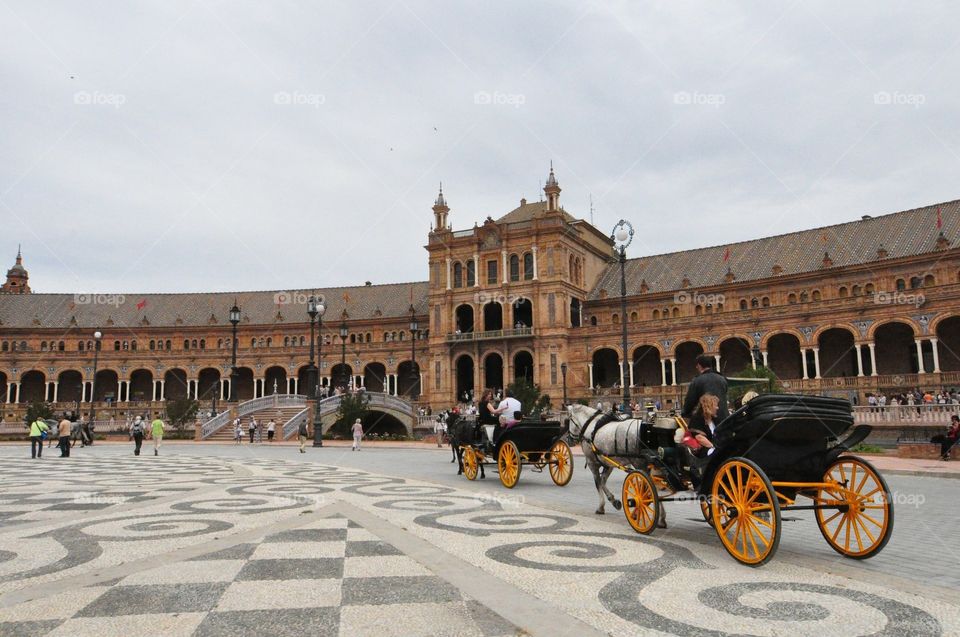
left=0, top=281, right=429, bottom=329
left=588, top=199, right=959, bottom=300
left=496, top=201, right=576, bottom=225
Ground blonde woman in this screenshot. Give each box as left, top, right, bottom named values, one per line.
left=690, top=394, right=720, bottom=455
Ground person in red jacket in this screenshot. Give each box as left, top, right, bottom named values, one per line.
left=941, top=415, right=960, bottom=461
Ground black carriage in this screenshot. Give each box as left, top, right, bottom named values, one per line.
left=608, top=394, right=893, bottom=566
left=462, top=419, right=573, bottom=489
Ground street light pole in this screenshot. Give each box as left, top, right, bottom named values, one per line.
left=229, top=302, right=241, bottom=402
left=560, top=362, right=568, bottom=407
left=339, top=319, right=348, bottom=389
left=306, top=295, right=319, bottom=399
left=408, top=304, right=419, bottom=399
left=312, top=300, right=327, bottom=448
left=88, top=330, right=102, bottom=443
left=612, top=220, right=634, bottom=414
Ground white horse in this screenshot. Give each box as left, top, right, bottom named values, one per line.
left=566, top=403, right=669, bottom=527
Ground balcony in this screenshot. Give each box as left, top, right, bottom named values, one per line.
left=446, top=327, right=534, bottom=343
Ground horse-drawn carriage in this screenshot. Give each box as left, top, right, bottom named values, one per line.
left=460, top=419, right=574, bottom=489
left=569, top=394, right=893, bottom=566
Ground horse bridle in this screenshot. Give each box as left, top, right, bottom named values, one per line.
left=570, top=409, right=604, bottom=444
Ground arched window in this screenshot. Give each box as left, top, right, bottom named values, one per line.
left=190, top=339, right=197, bottom=349
left=672, top=307, right=680, bottom=318
left=612, top=313, right=620, bottom=324
left=217, top=339, right=223, bottom=349
left=58, top=341, right=65, bottom=351
left=1, top=342, right=7, bottom=352
left=122, top=341, right=129, bottom=350
left=199, top=339, right=205, bottom=349
left=896, top=278, right=906, bottom=291
left=114, top=341, right=121, bottom=351
left=523, top=253, right=534, bottom=280
left=798, top=292, right=807, bottom=303
left=762, top=297, right=771, bottom=307
left=788, top=293, right=797, bottom=304
left=384, top=332, right=391, bottom=342
left=852, top=285, right=861, bottom=296
left=750, top=298, right=759, bottom=308
left=466, top=260, right=476, bottom=287
left=399, top=331, right=405, bottom=341
left=694, top=305, right=703, bottom=316
left=812, top=290, right=822, bottom=301
left=509, top=254, right=520, bottom=282
left=165, top=340, right=171, bottom=350
left=739, top=299, right=748, bottom=310
left=284, top=336, right=290, bottom=347
left=265, top=338, right=271, bottom=347
left=299, top=336, right=305, bottom=346
left=630, top=311, right=638, bottom=322
left=184, top=339, right=191, bottom=350
left=350, top=334, right=356, bottom=344
left=923, top=274, right=935, bottom=287
left=453, top=262, right=463, bottom=288
left=258, top=337, right=265, bottom=347
left=717, top=303, right=724, bottom=312
left=909, top=276, right=922, bottom=289
left=838, top=286, right=848, bottom=298
left=589, top=316, right=598, bottom=326
left=366, top=333, right=372, bottom=343
left=864, top=284, right=874, bottom=295
left=41, top=342, right=48, bottom=351
left=653, top=309, right=660, bottom=320
left=251, top=338, right=257, bottom=348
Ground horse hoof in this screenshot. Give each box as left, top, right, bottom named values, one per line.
left=658, top=520, right=668, bottom=529
left=595, top=509, right=605, bottom=515
left=613, top=500, right=622, bottom=511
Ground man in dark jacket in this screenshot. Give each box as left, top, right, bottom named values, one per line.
left=681, top=354, right=729, bottom=432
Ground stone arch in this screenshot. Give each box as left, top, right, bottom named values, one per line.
left=513, top=350, right=534, bottom=383
left=0, top=371, right=6, bottom=403
left=760, top=328, right=806, bottom=348
left=671, top=337, right=707, bottom=356
left=766, top=333, right=803, bottom=379
left=330, top=363, right=353, bottom=390
left=363, top=362, right=387, bottom=393
left=19, top=370, right=46, bottom=403
left=397, top=361, right=421, bottom=398
left=718, top=337, right=752, bottom=376
left=811, top=323, right=857, bottom=345
left=163, top=369, right=188, bottom=400
left=264, top=366, right=287, bottom=394
left=483, top=352, right=504, bottom=390
left=512, top=298, right=533, bottom=328
left=935, top=315, right=960, bottom=371
left=867, top=317, right=920, bottom=341
left=128, top=369, right=153, bottom=402
left=197, top=368, right=220, bottom=400
left=674, top=341, right=705, bottom=384
left=455, top=304, right=475, bottom=333
left=93, top=369, right=119, bottom=402
left=234, top=367, right=255, bottom=400
left=591, top=348, right=620, bottom=388
left=455, top=354, right=474, bottom=400
left=817, top=328, right=857, bottom=378
left=874, top=321, right=919, bottom=375
left=632, top=344, right=661, bottom=387
left=56, top=369, right=83, bottom=403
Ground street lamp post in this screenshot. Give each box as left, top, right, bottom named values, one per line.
left=560, top=362, right=568, bottom=407
left=338, top=319, right=349, bottom=389
left=229, top=302, right=241, bottom=402
left=306, top=295, right=319, bottom=399
left=408, top=304, right=419, bottom=399
left=612, top=220, right=634, bottom=414
left=312, top=299, right=327, bottom=448
left=88, top=330, right=102, bottom=444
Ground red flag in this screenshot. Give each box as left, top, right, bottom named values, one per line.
left=937, top=207, right=943, bottom=229
left=722, top=247, right=730, bottom=262
left=136, top=299, right=147, bottom=310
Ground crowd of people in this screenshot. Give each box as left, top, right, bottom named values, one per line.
left=864, top=388, right=960, bottom=408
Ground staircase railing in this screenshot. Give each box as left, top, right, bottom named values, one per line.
left=283, top=407, right=310, bottom=440
left=201, top=394, right=307, bottom=439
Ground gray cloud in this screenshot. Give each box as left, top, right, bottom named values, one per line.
left=1, top=1, right=957, bottom=293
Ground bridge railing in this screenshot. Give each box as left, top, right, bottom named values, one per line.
left=202, top=411, right=233, bottom=439
left=853, top=404, right=960, bottom=425
left=283, top=407, right=310, bottom=440
left=316, top=392, right=415, bottom=417
left=201, top=394, right=307, bottom=439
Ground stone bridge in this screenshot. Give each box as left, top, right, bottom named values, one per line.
left=316, top=392, right=418, bottom=435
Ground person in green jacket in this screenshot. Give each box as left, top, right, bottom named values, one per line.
left=29, top=418, right=50, bottom=459
left=150, top=417, right=164, bottom=456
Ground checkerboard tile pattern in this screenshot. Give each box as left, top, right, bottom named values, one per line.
left=0, top=516, right=518, bottom=637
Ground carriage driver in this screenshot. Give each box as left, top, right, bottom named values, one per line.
left=681, top=354, right=730, bottom=443
left=491, top=388, right=523, bottom=444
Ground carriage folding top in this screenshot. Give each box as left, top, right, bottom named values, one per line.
left=715, top=394, right=855, bottom=446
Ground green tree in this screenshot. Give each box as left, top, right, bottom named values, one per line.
left=507, top=378, right=552, bottom=416
left=727, top=366, right=783, bottom=403
left=24, top=401, right=53, bottom=427
left=165, top=398, right=199, bottom=434
left=335, top=392, right=370, bottom=430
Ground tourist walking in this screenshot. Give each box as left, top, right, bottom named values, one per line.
left=298, top=419, right=309, bottom=453
left=434, top=416, right=446, bottom=447
left=150, top=416, right=164, bottom=456
left=351, top=418, right=364, bottom=451
left=29, top=417, right=50, bottom=459
left=130, top=416, right=145, bottom=456
left=234, top=418, right=243, bottom=444
left=249, top=418, right=257, bottom=444
left=267, top=419, right=275, bottom=442
left=58, top=415, right=72, bottom=458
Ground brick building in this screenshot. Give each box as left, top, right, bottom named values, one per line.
left=1, top=167, right=958, bottom=425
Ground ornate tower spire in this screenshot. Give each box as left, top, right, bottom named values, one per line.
left=2, top=245, right=30, bottom=294
left=432, top=182, right=450, bottom=231
left=543, top=161, right=561, bottom=212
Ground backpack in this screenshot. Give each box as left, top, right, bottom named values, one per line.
left=132, top=421, right=143, bottom=434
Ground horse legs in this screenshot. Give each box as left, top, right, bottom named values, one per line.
left=450, top=440, right=457, bottom=463
left=599, top=465, right=622, bottom=511
left=454, top=444, right=464, bottom=475
left=590, top=461, right=607, bottom=515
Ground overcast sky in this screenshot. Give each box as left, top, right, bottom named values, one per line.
left=2, top=1, right=958, bottom=294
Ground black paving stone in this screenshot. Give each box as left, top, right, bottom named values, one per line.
left=341, top=575, right=461, bottom=605
left=263, top=528, right=346, bottom=543
left=345, top=540, right=402, bottom=557
left=194, top=608, right=339, bottom=637
left=76, top=583, right=230, bottom=616
left=235, top=558, right=344, bottom=580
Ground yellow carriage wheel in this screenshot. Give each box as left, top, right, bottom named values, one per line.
left=498, top=441, right=521, bottom=489
left=463, top=447, right=479, bottom=481
left=548, top=440, right=574, bottom=486
left=815, top=455, right=893, bottom=559
left=711, top=458, right=781, bottom=566
left=622, top=470, right=660, bottom=534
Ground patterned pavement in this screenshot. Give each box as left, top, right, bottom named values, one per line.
left=0, top=445, right=956, bottom=636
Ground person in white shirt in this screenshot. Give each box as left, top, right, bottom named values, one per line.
left=493, top=389, right=523, bottom=443
left=351, top=419, right=364, bottom=451
left=267, top=419, right=276, bottom=442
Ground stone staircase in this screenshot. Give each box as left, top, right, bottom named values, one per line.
left=200, top=395, right=309, bottom=441
left=205, top=406, right=308, bottom=441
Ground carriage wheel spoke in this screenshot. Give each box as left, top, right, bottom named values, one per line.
left=859, top=511, right=885, bottom=528
left=853, top=513, right=877, bottom=545
left=819, top=510, right=843, bottom=526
